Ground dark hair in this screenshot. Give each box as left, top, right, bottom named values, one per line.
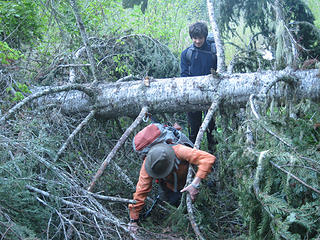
left=189, top=22, right=208, bottom=39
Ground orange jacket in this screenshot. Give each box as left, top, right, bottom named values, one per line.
left=128, top=144, right=216, bottom=220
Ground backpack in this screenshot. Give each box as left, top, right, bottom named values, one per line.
left=133, top=123, right=194, bottom=159
left=186, top=32, right=217, bottom=62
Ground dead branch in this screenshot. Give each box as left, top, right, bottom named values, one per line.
left=69, top=47, right=87, bottom=83
left=25, top=185, right=137, bottom=239
left=69, top=42, right=109, bottom=83
left=0, top=84, right=94, bottom=124
left=183, top=96, right=221, bottom=240
left=245, top=125, right=255, bottom=146
left=186, top=194, right=205, bottom=240
left=58, top=64, right=91, bottom=68
left=0, top=207, right=24, bottom=240
left=194, top=95, right=221, bottom=148
left=54, top=109, right=96, bottom=162
left=113, top=162, right=135, bottom=187
left=117, top=75, right=134, bottom=82
left=87, top=192, right=136, bottom=204
left=87, top=106, right=149, bottom=192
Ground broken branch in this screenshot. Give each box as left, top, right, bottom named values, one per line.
left=87, top=106, right=149, bottom=192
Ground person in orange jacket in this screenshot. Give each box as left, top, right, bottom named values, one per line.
left=128, top=143, right=216, bottom=232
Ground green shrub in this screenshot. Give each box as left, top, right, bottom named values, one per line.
left=0, top=0, right=44, bottom=47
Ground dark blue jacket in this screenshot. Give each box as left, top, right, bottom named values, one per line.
left=180, top=41, right=217, bottom=77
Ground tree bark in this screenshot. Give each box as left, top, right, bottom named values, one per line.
left=207, top=0, right=227, bottom=73
left=68, top=0, right=98, bottom=83
left=33, top=69, right=320, bottom=119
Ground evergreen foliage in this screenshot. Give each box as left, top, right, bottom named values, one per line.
left=0, top=0, right=320, bottom=239
left=216, top=0, right=320, bottom=71
left=218, top=98, right=320, bottom=239
left=74, top=35, right=180, bottom=83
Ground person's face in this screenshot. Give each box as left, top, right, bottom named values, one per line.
left=192, top=36, right=206, bottom=48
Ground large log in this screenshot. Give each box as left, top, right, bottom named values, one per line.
left=36, top=69, right=320, bottom=119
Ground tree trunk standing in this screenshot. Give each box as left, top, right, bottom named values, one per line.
left=32, top=69, right=320, bottom=120
left=207, top=0, right=227, bottom=73
left=68, top=0, right=98, bottom=83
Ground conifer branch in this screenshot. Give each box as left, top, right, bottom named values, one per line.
left=252, top=151, right=291, bottom=240
left=87, top=106, right=149, bottom=192
left=249, top=94, right=293, bottom=148
left=250, top=93, right=320, bottom=166
left=290, top=21, right=320, bottom=40
left=184, top=96, right=221, bottom=240
left=279, top=164, right=320, bottom=175
left=0, top=207, right=25, bottom=240
left=270, top=161, right=320, bottom=194
left=26, top=147, right=78, bottom=184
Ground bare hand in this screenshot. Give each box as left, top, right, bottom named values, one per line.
left=180, top=184, right=199, bottom=201
left=173, top=122, right=182, bottom=130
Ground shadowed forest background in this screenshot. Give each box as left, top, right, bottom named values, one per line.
left=1, top=0, right=320, bottom=239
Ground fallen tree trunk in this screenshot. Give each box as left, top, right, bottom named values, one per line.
left=32, top=69, right=320, bottom=119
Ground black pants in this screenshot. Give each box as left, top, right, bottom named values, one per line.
left=159, top=183, right=182, bottom=207
left=187, top=111, right=217, bottom=152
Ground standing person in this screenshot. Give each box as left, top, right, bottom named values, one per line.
left=128, top=143, right=216, bottom=232
left=180, top=21, right=218, bottom=152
